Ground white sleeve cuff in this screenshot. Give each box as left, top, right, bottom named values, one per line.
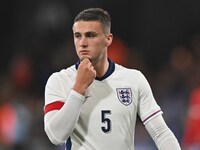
left=71, top=89, right=85, bottom=102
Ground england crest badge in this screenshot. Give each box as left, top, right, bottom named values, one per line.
left=116, top=88, right=132, bottom=106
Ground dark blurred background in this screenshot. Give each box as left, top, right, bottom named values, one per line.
left=1, top=0, right=200, bottom=150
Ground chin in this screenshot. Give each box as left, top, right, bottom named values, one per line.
left=80, top=56, right=91, bottom=61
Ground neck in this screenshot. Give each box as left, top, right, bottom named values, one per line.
left=93, top=57, right=109, bottom=78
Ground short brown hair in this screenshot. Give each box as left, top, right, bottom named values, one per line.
left=74, top=8, right=111, bottom=33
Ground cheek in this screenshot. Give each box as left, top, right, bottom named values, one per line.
left=74, top=40, right=78, bottom=46
left=93, top=39, right=106, bottom=48
left=74, top=42, right=80, bottom=51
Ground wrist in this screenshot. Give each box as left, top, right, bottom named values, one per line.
left=73, top=83, right=87, bottom=96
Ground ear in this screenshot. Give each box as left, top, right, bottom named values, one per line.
left=106, top=33, right=113, bottom=47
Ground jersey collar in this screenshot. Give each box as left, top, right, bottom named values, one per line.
left=75, top=58, right=115, bottom=81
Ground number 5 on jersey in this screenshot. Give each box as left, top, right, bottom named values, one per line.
left=101, top=110, right=111, bottom=133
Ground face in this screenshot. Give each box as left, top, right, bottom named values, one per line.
left=72, top=21, right=112, bottom=64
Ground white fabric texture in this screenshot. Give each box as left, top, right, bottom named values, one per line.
left=145, top=115, right=181, bottom=150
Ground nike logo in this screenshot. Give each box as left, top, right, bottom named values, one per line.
left=85, top=95, right=91, bottom=99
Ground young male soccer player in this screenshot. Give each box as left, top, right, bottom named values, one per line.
left=44, top=8, right=181, bottom=150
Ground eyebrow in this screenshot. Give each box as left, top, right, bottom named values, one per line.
left=74, top=31, right=98, bottom=34
left=74, top=31, right=100, bottom=37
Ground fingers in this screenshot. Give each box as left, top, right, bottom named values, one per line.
left=74, top=58, right=96, bottom=95
left=80, top=58, right=96, bottom=77
left=78, top=58, right=96, bottom=82
left=81, top=58, right=91, bottom=67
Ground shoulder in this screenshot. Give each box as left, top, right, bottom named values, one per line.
left=46, top=65, right=76, bottom=86
left=112, top=63, right=148, bottom=88
left=115, top=63, right=144, bottom=78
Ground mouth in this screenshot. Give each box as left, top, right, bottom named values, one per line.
left=80, top=50, right=89, bottom=55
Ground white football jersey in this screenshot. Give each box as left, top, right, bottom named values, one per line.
left=45, top=60, right=162, bottom=150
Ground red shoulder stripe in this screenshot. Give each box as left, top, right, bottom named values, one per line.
left=44, top=101, right=64, bottom=115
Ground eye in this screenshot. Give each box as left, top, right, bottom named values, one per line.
left=74, top=33, right=81, bottom=39
left=86, top=32, right=96, bottom=39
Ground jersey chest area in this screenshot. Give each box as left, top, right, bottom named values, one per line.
left=84, top=79, right=137, bottom=110
left=76, top=80, right=138, bottom=135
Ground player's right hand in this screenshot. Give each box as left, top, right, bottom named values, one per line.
left=73, top=58, right=96, bottom=95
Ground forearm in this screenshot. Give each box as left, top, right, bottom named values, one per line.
left=145, top=115, right=181, bottom=150
left=44, top=90, right=85, bottom=145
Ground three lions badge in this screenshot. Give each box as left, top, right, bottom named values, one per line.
left=116, top=88, right=132, bottom=106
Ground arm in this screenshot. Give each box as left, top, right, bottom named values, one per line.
left=145, top=115, right=181, bottom=150
left=44, top=90, right=85, bottom=145
left=44, top=59, right=96, bottom=145
left=136, top=72, right=181, bottom=149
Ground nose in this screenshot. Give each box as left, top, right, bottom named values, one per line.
left=80, top=37, right=88, bottom=48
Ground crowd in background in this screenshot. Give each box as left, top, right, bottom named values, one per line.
left=1, top=1, right=200, bottom=150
